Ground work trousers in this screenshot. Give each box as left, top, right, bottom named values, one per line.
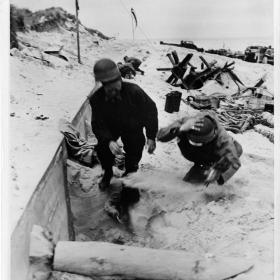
left=96, top=131, right=146, bottom=175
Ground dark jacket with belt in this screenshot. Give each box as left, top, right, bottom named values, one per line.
left=157, top=111, right=243, bottom=184
left=89, top=81, right=158, bottom=143
left=126, top=57, right=142, bottom=69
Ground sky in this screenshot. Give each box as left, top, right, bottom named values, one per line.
left=10, top=0, right=274, bottom=40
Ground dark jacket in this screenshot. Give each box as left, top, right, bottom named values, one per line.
left=126, top=57, right=142, bottom=69
left=89, top=81, right=158, bottom=143
left=157, top=111, right=243, bottom=184
left=118, top=63, right=136, bottom=78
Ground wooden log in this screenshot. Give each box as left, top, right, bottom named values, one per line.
left=166, top=73, right=176, bottom=83
left=52, top=271, right=123, bottom=280
left=171, top=50, right=179, bottom=64
left=166, top=53, right=176, bottom=65
left=54, top=241, right=253, bottom=280
left=179, top=53, right=193, bottom=67
left=227, top=69, right=244, bottom=86
left=171, top=71, right=188, bottom=89
left=199, top=56, right=211, bottom=69
left=52, top=271, right=93, bottom=280
left=156, top=67, right=173, bottom=71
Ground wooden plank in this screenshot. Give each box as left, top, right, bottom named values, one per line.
left=199, top=56, right=211, bottom=69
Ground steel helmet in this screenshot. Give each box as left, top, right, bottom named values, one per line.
left=187, top=116, right=216, bottom=144
left=93, top=58, right=121, bottom=83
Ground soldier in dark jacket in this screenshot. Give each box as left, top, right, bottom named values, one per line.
left=117, top=62, right=136, bottom=79
left=157, top=112, right=243, bottom=185
left=124, top=56, right=145, bottom=75
left=90, top=58, right=158, bottom=191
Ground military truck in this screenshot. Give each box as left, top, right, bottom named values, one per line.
left=244, top=46, right=263, bottom=62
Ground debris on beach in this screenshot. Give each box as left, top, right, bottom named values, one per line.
left=35, top=115, right=49, bottom=120
left=157, top=51, right=244, bottom=91
left=43, top=45, right=69, bottom=62
left=158, top=50, right=274, bottom=137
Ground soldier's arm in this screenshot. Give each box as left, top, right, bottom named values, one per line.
left=134, top=85, right=158, bottom=140
left=157, top=117, right=187, bottom=142
left=90, top=97, right=114, bottom=144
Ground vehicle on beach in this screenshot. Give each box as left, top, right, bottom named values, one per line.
left=180, top=40, right=197, bottom=49
left=206, top=48, right=229, bottom=56
left=225, top=49, right=244, bottom=60
left=228, top=51, right=245, bottom=60
left=244, top=45, right=265, bottom=62
left=180, top=40, right=204, bottom=52
left=159, top=40, right=204, bottom=52
left=244, top=45, right=274, bottom=64
left=263, top=47, right=274, bottom=65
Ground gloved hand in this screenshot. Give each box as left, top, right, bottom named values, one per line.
left=179, top=117, right=205, bottom=133
left=109, top=141, right=124, bottom=156
left=109, top=141, right=126, bottom=170
left=146, top=139, right=156, bottom=154
left=204, top=167, right=220, bottom=187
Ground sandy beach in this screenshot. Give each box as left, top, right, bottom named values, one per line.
left=9, top=15, right=275, bottom=279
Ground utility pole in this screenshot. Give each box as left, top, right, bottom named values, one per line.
left=75, top=0, right=81, bottom=64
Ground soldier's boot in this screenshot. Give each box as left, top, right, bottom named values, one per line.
left=183, top=164, right=209, bottom=184
left=104, top=180, right=123, bottom=222
left=122, top=164, right=138, bottom=177
left=104, top=199, right=121, bottom=222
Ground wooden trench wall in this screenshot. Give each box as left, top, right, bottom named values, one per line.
left=11, top=90, right=95, bottom=280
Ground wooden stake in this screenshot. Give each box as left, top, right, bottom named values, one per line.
left=75, top=0, right=81, bottom=64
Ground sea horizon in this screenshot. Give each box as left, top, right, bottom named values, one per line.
left=120, top=36, right=273, bottom=52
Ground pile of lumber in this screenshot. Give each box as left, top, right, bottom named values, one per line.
left=216, top=109, right=256, bottom=134
left=216, top=101, right=274, bottom=138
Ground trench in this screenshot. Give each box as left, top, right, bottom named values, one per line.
left=66, top=158, right=240, bottom=253
left=46, top=129, right=273, bottom=280
left=50, top=100, right=272, bottom=280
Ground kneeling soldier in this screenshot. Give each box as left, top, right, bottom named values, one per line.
left=157, top=112, right=243, bottom=185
